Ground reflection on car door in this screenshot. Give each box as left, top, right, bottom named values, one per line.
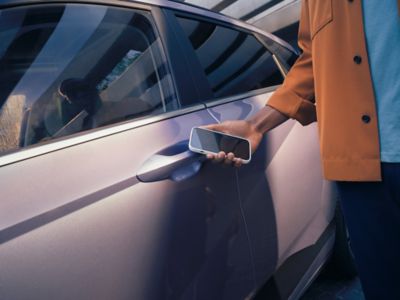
left=0, top=109, right=256, bottom=300
left=0, top=2, right=255, bottom=300
left=208, top=92, right=328, bottom=286
left=174, top=11, right=333, bottom=289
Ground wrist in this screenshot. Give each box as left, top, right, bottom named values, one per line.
left=247, top=105, right=288, bottom=134
left=246, top=116, right=264, bottom=135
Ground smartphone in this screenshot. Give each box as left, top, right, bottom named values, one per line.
left=189, top=127, right=251, bottom=164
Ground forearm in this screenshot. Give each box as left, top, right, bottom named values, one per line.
left=247, top=105, right=288, bottom=134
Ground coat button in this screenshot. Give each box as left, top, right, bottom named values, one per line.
left=362, top=115, right=371, bottom=123
left=348, top=0, right=353, bottom=2
left=354, top=55, right=362, bottom=64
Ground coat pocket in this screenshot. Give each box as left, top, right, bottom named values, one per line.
left=308, top=0, right=333, bottom=39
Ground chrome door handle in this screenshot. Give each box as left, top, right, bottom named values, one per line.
left=137, top=141, right=206, bottom=182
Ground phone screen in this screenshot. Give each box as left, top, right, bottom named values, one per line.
left=190, top=127, right=250, bottom=160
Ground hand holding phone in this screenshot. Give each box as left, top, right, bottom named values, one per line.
left=189, top=127, right=252, bottom=164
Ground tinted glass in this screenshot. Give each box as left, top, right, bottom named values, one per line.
left=0, top=4, right=177, bottom=155
left=177, top=17, right=283, bottom=99
left=259, top=35, right=298, bottom=71
left=275, top=44, right=298, bottom=70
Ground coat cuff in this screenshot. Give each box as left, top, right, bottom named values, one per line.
left=267, top=87, right=317, bottom=126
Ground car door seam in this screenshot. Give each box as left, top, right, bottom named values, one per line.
left=235, top=169, right=257, bottom=289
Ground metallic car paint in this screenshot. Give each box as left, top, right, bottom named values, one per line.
left=206, top=91, right=335, bottom=287
left=0, top=109, right=254, bottom=299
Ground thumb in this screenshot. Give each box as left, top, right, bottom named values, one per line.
left=201, top=123, right=220, bottom=131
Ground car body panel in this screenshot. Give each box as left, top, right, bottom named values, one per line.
left=0, top=1, right=337, bottom=299
left=0, top=108, right=256, bottom=300
left=206, top=91, right=336, bottom=286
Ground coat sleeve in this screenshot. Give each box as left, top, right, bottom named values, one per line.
left=267, top=0, right=316, bottom=125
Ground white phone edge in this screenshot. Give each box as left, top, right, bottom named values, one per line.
left=188, top=127, right=251, bottom=164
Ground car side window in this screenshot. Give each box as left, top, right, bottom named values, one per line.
left=259, top=35, right=299, bottom=72
left=0, top=4, right=177, bottom=155
left=176, top=16, right=284, bottom=99
left=274, top=44, right=298, bottom=71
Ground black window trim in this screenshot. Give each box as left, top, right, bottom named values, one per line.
left=152, top=7, right=212, bottom=107
left=159, top=8, right=215, bottom=105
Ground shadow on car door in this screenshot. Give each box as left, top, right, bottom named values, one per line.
left=0, top=108, right=255, bottom=300
left=207, top=91, right=329, bottom=294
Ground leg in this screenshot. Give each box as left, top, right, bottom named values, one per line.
left=336, top=163, right=400, bottom=300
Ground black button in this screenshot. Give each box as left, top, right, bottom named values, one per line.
left=354, top=55, right=362, bottom=64
left=362, top=115, right=371, bottom=123
left=348, top=0, right=353, bottom=2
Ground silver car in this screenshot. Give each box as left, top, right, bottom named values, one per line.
left=0, top=1, right=355, bottom=299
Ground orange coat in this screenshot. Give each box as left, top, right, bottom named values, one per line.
left=268, top=0, right=400, bottom=181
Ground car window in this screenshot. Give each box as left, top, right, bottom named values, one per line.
left=274, top=44, right=298, bottom=71
left=259, top=35, right=299, bottom=72
left=176, top=16, right=284, bottom=100
left=0, top=4, right=177, bottom=155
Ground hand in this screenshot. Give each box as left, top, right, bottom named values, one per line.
left=202, top=120, right=263, bottom=167
left=201, top=106, right=288, bottom=167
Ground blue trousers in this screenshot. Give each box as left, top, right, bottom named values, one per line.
left=337, top=163, right=400, bottom=300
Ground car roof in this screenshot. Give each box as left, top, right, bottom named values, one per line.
left=0, top=0, right=295, bottom=52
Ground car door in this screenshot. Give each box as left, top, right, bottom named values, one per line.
left=172, top=12, right=336, bottom=291
left=0, top=2, right=254, bottom=300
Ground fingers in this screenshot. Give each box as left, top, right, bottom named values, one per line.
left=206, top=152, right=226, bottom=162
left=206, top=151, right=243, bottom=168
left=201, top=123, right=230, bottom=135
left=224, top=152, right=235, bottom=165
left=214, top=151, right=226, bottom=163
left=233, top=158, right=243, bottom=168
left=207, top=151, right=228, bottom=163
left=202, top=124, right=219, bottom=131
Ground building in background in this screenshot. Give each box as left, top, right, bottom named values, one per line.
left=173, top=0, right=301, bottom=48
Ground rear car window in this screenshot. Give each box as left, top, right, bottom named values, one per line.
left=176, top=16, right=284, bottom=99
left=259, top=35, right=299, bottom=72
left=0, top=4, right=177, bottom=155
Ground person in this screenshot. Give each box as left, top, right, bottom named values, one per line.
left=205, top=1, right=400, bottom=299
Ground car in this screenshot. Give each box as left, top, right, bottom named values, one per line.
left=0, top=1, right=356, bottom=299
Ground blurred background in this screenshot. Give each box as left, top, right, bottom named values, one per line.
left=173, top=0, right=301, bottom=49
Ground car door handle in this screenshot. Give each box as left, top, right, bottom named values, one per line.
left=137, top=141, right=206, bottom=183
